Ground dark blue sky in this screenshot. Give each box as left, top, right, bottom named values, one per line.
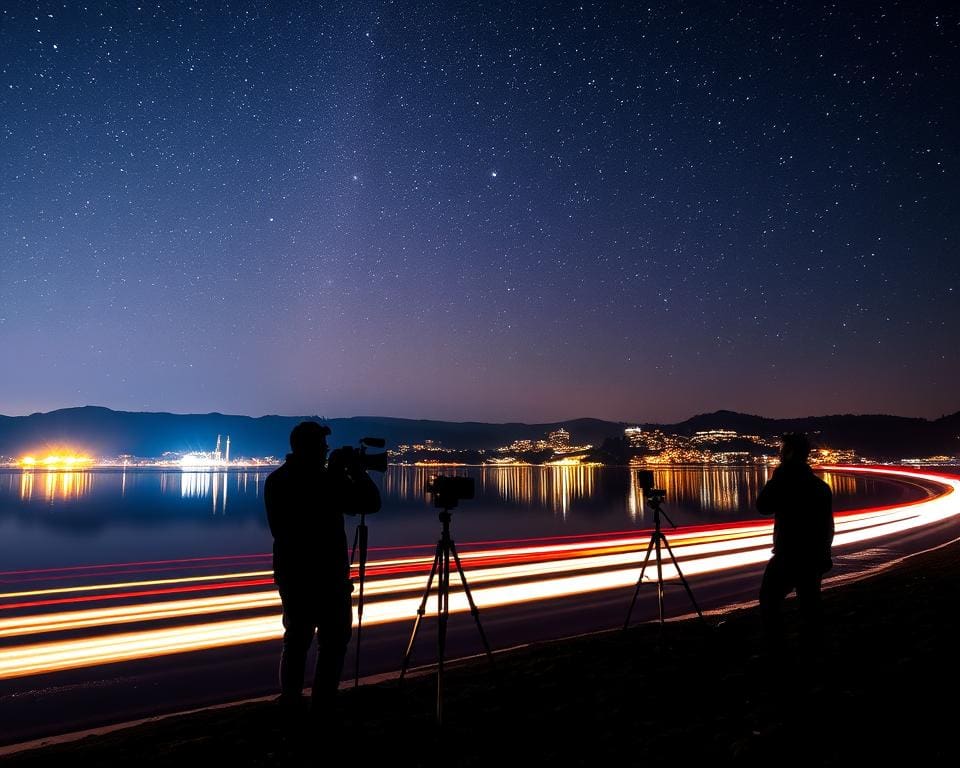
left=1, top=1, right=957, bottom=422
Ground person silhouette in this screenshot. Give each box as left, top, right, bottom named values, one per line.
left=264, top=421, right=381, bottom=718
left=757, top=433, right=834, bottom=649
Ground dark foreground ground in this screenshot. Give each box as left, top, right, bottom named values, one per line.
left=5, top=540, right=960, bottom=767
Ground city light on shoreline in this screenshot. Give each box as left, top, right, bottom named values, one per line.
left=18, top=453, right=93, bottom=469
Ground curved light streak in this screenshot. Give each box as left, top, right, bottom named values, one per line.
left=0, top=570, right=274, bottom=601
left=0, top=467, right=956, bottom=680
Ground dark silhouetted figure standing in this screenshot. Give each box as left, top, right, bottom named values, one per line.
left=757, top=433, right=834, bottom=649
left=265, top=421, right=381, bottom=717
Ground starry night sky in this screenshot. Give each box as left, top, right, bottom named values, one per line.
left=1, top=1, right=957, bottom=423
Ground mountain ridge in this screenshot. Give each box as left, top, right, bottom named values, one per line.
left=0, top=406, right=958, bottom=460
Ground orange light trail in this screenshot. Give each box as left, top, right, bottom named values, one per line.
left=0, top=467, right=956, bottom=681
left=0, top=578, right=275, bottom=612
left=0, top=570, right=274, bottom=601
left=0, top=553, right=271, bottom=578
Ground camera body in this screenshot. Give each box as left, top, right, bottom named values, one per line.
left=636, top=469, right=666, bottom=502
left=326, top=438, right=387, bottom=518
left=425, top=475, right=475, bottom=509
left=636, top=470, right=655, bottom=491
left=328, top=437, right=388, bottom=477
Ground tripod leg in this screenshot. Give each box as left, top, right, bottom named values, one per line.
left=354, top=520, right=368, bottom=688
left=624, top=534, right=657, bottom=630
left=449, top=539, right=494, bottom=662
left=660, top=534, right=705, bottom=622
left=350, top=524, right=360, bottom=565
left=437, top=539, right=450, bottom=725
left=655, top=533, right=665, bottom=624
left=399, top=539, right=443, bottom=681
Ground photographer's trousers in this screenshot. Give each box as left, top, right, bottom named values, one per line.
left=278, top=582, right=353, bottom=708
left=759, top=555, right=823, bottom=647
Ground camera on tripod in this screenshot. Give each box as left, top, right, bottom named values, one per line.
left=636, top=469, right=666, bottom=502
left=333, top=436, right=388, bottom=687
left=425, top=475, right=475, bottom=510
left=402, top=471, right=492, bottom=723
left=624, top=467, right=705, bottom=628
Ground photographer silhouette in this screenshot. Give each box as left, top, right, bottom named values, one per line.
left=264, top=421, right=381, bottom=718
left=757, top=433, right=834, bottom=650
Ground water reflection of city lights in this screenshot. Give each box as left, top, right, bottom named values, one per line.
left=382, top=464, right=880, bottom=520
left=650, top=466, right=773, bottom=515
left=483, top=464, right=596, bottom=516
left=19, top=471, right=33, bottom=500
left=18, top=471, right=94, bottom=502
left=180, top=471, right=211, bottom=499
left=820, top=471, right=860, bottom=497
left=382, top=464, right=599, bottom=515
left=384, top=465, right=473, bottom=500
left=180, top=471, right=229, bottom=514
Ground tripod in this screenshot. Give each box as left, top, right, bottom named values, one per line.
left=349, top=511, right=370, bottom=688
left=624, top=488, right=705, bottom=628
left=399, top=505, right=493, bottom=724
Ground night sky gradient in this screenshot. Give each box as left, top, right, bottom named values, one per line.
left=1, top=1, right=958, bottom=422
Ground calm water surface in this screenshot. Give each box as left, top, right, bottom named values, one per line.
left=0, top=465, right=906, bottom=571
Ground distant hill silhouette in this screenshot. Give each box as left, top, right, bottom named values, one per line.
left=672, top=410, right=960, bottom=459
left=0, top=407, right=624, bottom=459
left=0, top=406, right=957, bottom=460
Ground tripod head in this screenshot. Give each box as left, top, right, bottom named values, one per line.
left=644, top=490, right=676, bottom=529
left=645, top=487, right=667, bottom=504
